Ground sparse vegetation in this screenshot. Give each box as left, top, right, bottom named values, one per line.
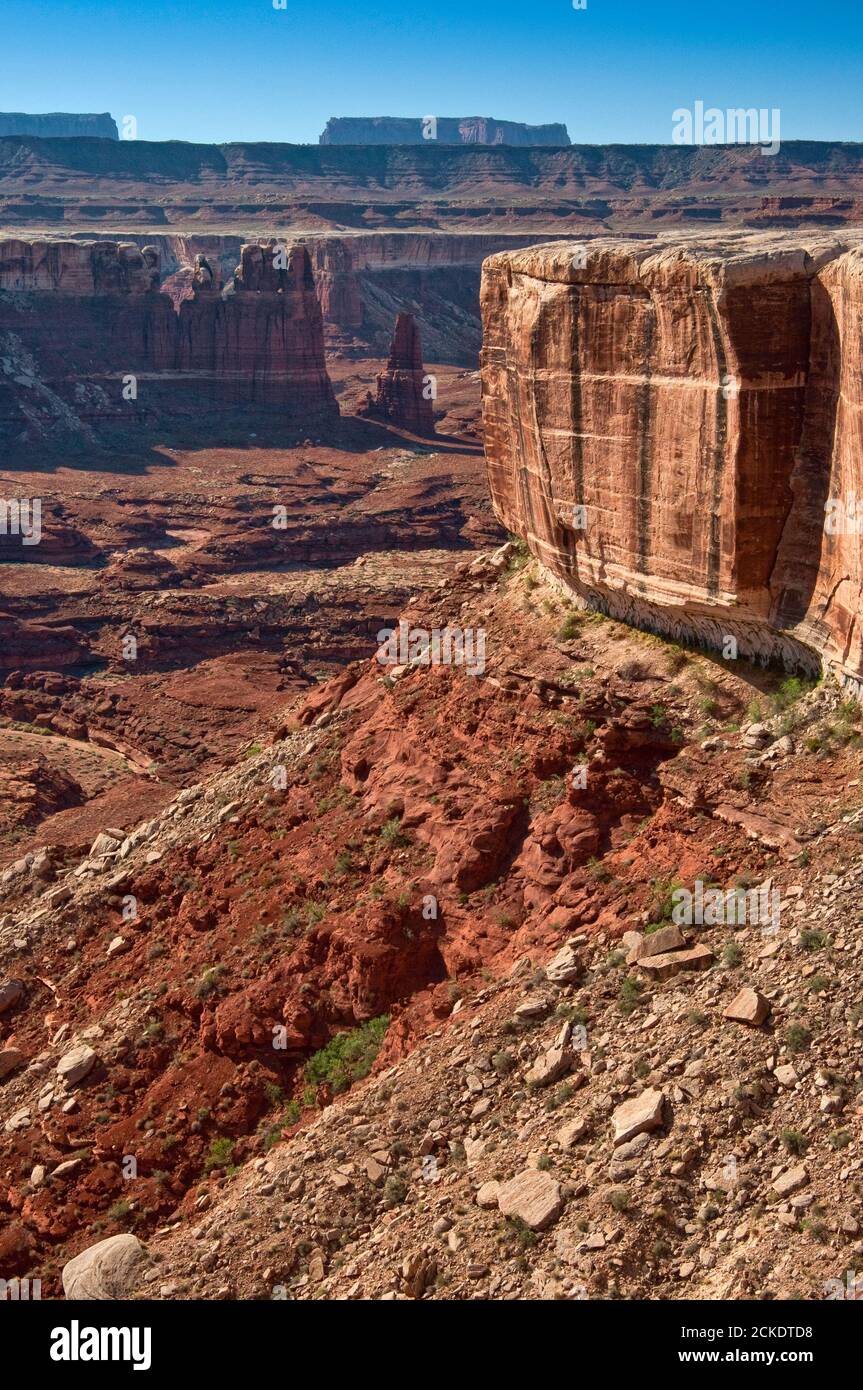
left=204, top=1137, right=236, bottom=1174
left=304, top=1015, right=391, bottom=1096
left=785, top=1023, right=812, bottom=1053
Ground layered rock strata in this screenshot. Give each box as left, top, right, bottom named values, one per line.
left=0, top=240, right=336, bottom=443
left=480, top=232, right=863, bottom=687
left=360, top=313, right=435, bottom=434
left=8, top=139, right=863, bottom=234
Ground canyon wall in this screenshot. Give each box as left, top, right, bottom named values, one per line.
left=480, top=232, right=863, bottom=687
left=2, top=231, right=563, bottom=368
left=5, top=138, right=863, bottom=233
left=319, top=117, right=571, bottom=146
left=0, top=239, right=336, bottom=446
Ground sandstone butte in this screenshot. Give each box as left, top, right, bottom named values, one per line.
left=0, top=238, right=337, bottom=442
left=480, top=231, right=863, bottom=691
left=359, top=312, right=436, bottom=436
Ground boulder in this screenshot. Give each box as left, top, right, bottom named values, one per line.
left=61, top=1234, right=150, bottom=1300
left=631, top=924, right=686, bottom=960
left=724, top=987, right=770, bottom=1026
left=637, top=944, right=714, bottom=981
left=496, top=1170, right=563, bottom=1231
left=56, top=1044, right=97, bottom=1087
left=772, top=1165, right=809, bottom=1198
left=525, top=1045, right=573, bottom=1087
left=0, top=979, right=24, bottom=1014
left=0, top=1047, right=25, bottom=1080
left=544, top=942, right=581, bottom=983
left=611, top=1087, right=665, bottom=1146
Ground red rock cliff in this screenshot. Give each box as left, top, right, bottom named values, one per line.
left=480, top=232, right=863, bottom=689
left=360, top=312, right=435, bottom=435
left=0, top=239, right=336, bottom=445
left=176, top=243, right=336, bottom=412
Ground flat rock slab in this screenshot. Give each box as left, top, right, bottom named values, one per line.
left=62, top=1234, right=150, bottom=1300
left=56, top=1044, right=97, bottom=1087
left=724, top=986, right=770, bottom=1026
left=637, top=944, right=713, bottom=981
left=627, top=924, right=686, bottom=962
left=545, top=944, right=581, bottom=984
left=496, top=1170, right=563, bottom=1231
left=612, top=1087, right=665, bottom=1146
left=772, top=1165, right=809, bottom=1198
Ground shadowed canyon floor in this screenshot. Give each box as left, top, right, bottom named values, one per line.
left=0, top=362, right=493, bottom=867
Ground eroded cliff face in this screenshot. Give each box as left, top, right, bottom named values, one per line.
left=6, top=138, right=863, bottom=233
left=480, top=232, right=863, bottom=687
left=0, top=239, right=336, bottom=444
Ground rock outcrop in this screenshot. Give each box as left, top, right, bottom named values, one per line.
left=319, top=116, right=571, bottom=146
left=0, top=239, right=336, bottom=445
left=360, top=313, right=435, bottom=435
left=176, top=243, right=337, bottom=411
left=480, top=231, right=863, bottom=689
left=0, top=112, right=118, bottom=139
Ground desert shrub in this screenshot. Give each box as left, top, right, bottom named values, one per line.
left=304, top=1015, right=391, bottom=1095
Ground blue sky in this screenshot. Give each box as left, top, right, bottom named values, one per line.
left=2, top=0, right=861, bottom=145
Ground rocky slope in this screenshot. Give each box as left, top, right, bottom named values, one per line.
left=2, top=546, right=862, bottom=1299
left=481, top=231, right=863, bottom=689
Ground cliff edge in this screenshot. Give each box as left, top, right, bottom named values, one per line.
left=480, top=231, right=863, bottom=689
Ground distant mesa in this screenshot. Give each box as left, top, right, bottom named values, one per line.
left=319, top=116, right=570, bottom=146
left=0, top=111, right=118, bottom=140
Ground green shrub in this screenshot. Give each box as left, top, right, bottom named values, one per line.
left=618, top=976, right=644, bottom=1015
left=304, top=1015, right=391, bottom=1095
left=781, top=1130, right=807, bottom=1156
left=799, top=928, right=829, bottom=952
left=204, top=1136, right=235, bottom=1173
left=379, top=817, right=410, bottom=848
left=785, top=1023, right=812, bottom=1053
